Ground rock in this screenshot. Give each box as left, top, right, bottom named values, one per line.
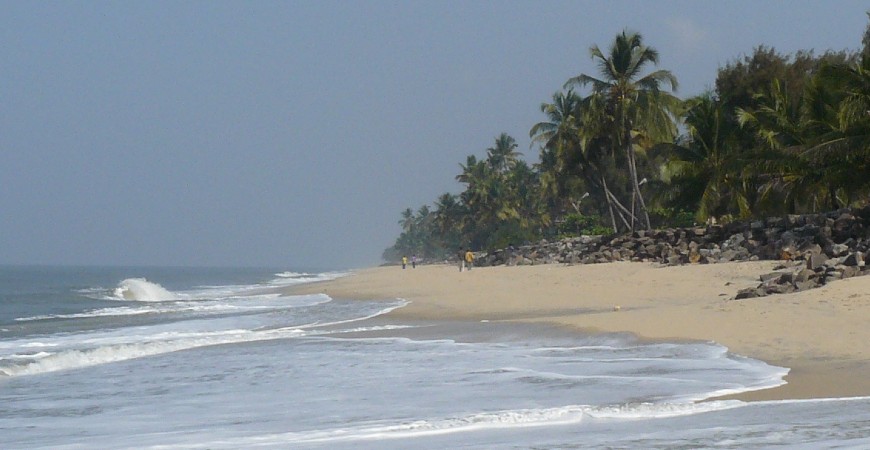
left=719, top=249, right=738, bottom=262
left=779, top=246, right=797, bottom=261
left=760, top=272, right=784, bottom=283
left=724, top=234, right=745, bottom=249
left=843, top=252, right=864, bottom=267
left=735, top=288, right=760, bottom=299
left=826, top=270, right=843, bottom=281
left=800, top=242, right=823, bottom=257
left=829, top=243, right=850, bottom=257
left=764, top=284, right=794, bottom=295
left=794, top=280, right=819, bottom=291
left=793, top=269, right=815, bottom=283
left=807, top=253, right=829, bottom=271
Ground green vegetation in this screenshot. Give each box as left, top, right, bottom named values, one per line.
left=384, top=20, right=870, bottom=262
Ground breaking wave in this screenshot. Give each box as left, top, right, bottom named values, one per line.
left=113, top=278, right=179, bottom=302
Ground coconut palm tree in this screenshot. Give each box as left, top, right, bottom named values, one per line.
left=530, top=89, right=585, bottom=213
left=433, top=193, right=462, bottom=235
left=530, top=89, right=637, bottom=232
left=486, top=133, right=523, bottom=173
left=566, top=30, right=680, bottom=230
left=398, top=207, right=415, bottom=233
left=811, top=55, right=870, bottom=202
left=739, top=56, right=870, bottom=211
left=658, top=93, right=748, bottom=221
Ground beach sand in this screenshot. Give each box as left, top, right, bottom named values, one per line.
left=290, top=261, right=870, bottom=400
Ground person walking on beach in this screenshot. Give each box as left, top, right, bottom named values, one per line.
left=465, top=249, right=474, bottom=271
left=402, top=255, right=408, bottom=270
left=458, top=247, right=465, bottom=272
left=411, top=254, right=417, bottom=269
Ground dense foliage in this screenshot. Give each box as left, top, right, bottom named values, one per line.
left=384, top=20, right=870, bottom=262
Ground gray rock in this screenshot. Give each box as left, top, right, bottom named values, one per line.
left=843, top=252, right=864, bottom=267
left=845, top=266, right=861, bottom=278
left=794, top=280, right=819, bottom=291
left=735, top=288, right=760, bottom=299
left=719, top=249, right=738, bottom=262
left=760, top=272, right=784, bottom=283
left=826, top=270, right=843, bottom=280
left=807, top=253, right=829, bottom=271
left=793, top=269, right=815, bottom=283
left=830, top=243, right=850, bottom=257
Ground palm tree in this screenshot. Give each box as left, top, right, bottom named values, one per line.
left=736, top=79, right=827, bottom=213
left=738, top=55, right=870, bottom=212
left=658, top=93, right=746, bottom=221
left=433, top=193, right=463, bottom=237
left=812, top=54, right=870, bottom=159
left=566, top=30, right=680, bottom=230
left=486, top=133, right=522, bottom=173
left=530, top=89, right=584, bottom=212
left=398, top=207, right=415, bottom=233
left=530, top=89, right=633, bottom=233
left=811, top=54, right=870, bottom=202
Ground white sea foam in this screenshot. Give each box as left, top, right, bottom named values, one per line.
left=0, top=351, right=52, bottom=361
left=182, top=400, right=749, bottom=447
left=268, top=271, right=350, bottom=287
left=295, top=299, right=410, bottom=330
left=113, top=278, right=179, bottom=302
left=0, top=327, right=308, bottom=377
left=1, top=295, right=404, bottom=377
left=16, top=293, right=332, bottom=322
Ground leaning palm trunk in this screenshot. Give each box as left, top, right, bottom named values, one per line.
left=627, top=143, right=652, bottom=230
left=623, top=126, right=651, bottom=231
left=600, top=176, right=620, bottom=233
left=601, top=176, right=636, bottom=232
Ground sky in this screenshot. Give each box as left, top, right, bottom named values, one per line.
left=1, top=1, right=868, bottom=270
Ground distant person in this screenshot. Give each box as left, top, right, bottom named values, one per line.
left=402, top=255, right=408, bottom=269
left=508, top=243, right=516, bottom=266
left=465, top=249, right=474, bottom=271
left=458, top=247, right=465, bottom=272
left=411, top=254, right=417, bottom=269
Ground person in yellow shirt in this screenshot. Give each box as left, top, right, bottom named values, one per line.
left=464, top=249, right=474, bottom=271
left=402, top=255, right=408, bottom=269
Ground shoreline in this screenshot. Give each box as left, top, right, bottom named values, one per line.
left=289, top=262, right=870, bottom=401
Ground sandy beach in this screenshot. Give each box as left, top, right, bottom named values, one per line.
left=290, top=261, right=870, bottom=401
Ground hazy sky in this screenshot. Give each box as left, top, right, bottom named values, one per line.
left=2, top=1, right=867, bottom=269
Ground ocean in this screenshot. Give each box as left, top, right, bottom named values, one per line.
left=1, top=265, right=869, bottom=449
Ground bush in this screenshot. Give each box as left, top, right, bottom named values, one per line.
left=649, top=208, right=697, bottom=228
left=558, top=213, right=610, bottom=236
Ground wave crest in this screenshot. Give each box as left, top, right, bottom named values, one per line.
left=113, top=278, right=178, bottom=302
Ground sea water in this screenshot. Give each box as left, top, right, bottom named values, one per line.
left=1, top=266, right=869, bottom=449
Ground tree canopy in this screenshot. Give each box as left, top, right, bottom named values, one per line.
left=385, top=20, right=870, bottom=262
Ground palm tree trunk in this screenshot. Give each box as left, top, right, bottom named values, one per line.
left=625, top=130, right=652, bottom=230
left=602, top=176, right=634, bottom=231
left=601, top=176, right=619, bottom=233
left=606, top=188, right=635, bottom=230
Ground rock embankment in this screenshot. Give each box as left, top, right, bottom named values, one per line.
left=475, top=206, right=870, bottom=299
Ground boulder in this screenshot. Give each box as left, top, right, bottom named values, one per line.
left=807, top=253, right=829, bottom=271
left=735, top=288, right=760, bottom=299
left=843, top=252, right=864, bottom=267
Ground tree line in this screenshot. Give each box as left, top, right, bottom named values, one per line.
left=384, top=19, right=870, bottom=263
